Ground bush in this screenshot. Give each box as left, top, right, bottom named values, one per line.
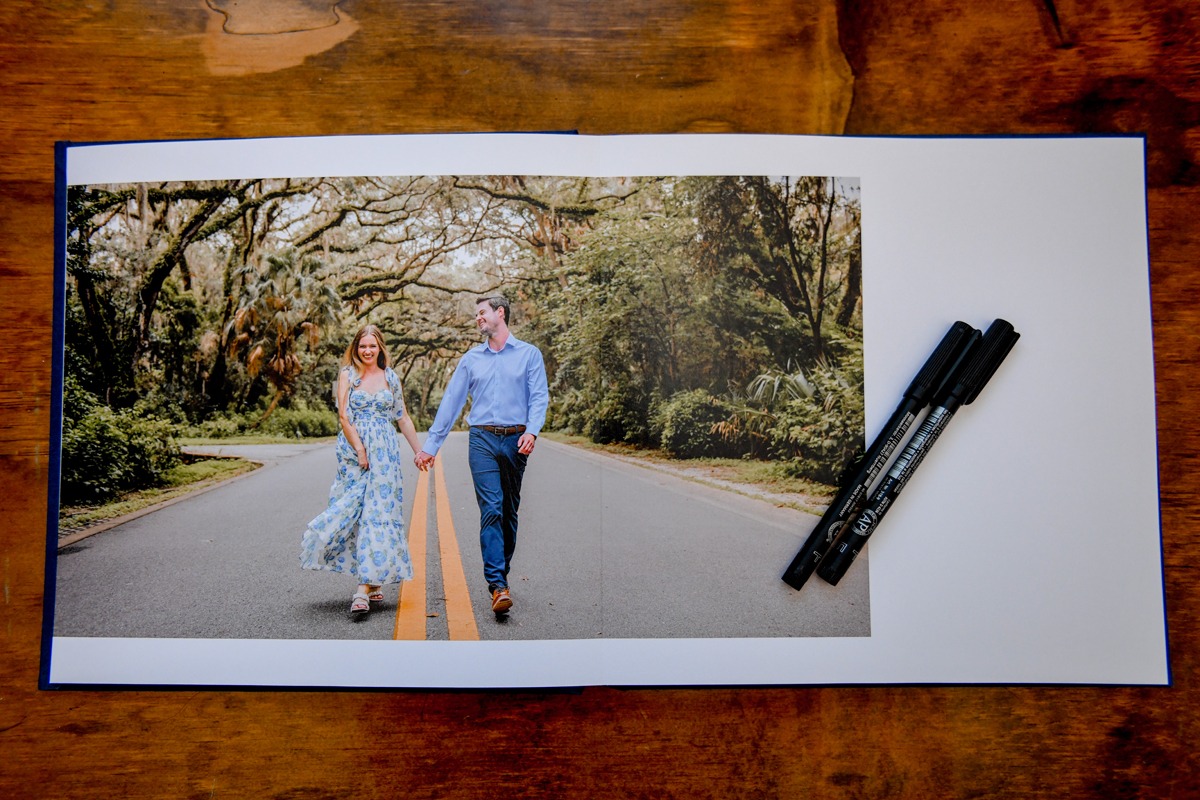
left=61, top=373, right=100, bottom=425
left=189, top=416, right=242, bottom=439
left=256, top=405, right=339, bottom=438
left=657, top=389, right=739, bottom=458
left=767, top=367, right=864, bottom=485
left=61, top=406, right=180, bottom=504
left=582, top=382, right=651, bottom=446
left=183, top=402, right=339, bottom=439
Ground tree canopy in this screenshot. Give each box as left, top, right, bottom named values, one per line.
left=63, top=172, right=863, bottom=499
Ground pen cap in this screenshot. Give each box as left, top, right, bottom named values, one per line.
left=903, top=321, right=979, bottom=404
left=936, top=318, right=1020, bottom=406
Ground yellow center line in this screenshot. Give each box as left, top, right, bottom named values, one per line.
left=392, top=467, right=429, bottom=640
left=434, top=458, right=480, bottom=641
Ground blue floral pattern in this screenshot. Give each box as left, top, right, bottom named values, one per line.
left=300, top=367, right=413, bottom=584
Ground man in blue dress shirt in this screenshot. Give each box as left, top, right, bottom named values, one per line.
left=416, top=295, right=549, bottom=616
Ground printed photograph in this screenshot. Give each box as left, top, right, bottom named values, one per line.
left=52, top=172, right=867, bottom=645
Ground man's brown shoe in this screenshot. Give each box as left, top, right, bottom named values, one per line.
left=491, top=587, right=513, bottom=614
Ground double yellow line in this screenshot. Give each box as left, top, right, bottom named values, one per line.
left=392, top=458, right=480, bottom=640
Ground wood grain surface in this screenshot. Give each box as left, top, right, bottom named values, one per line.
left=2, top=1, right=1197, bottom=796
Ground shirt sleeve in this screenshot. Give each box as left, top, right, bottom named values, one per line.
left=525, top=346, right=549, bottom=438
left=421, top=356, right=471, bottom=456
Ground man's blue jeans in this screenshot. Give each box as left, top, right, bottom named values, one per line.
left=467, top=428, right=528, bottom=592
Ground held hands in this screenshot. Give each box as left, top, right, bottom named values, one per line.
left=411, top=438, right=532, bottom=470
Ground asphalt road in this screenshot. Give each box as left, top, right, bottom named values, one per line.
left=52, top=435, right=870, bottom=641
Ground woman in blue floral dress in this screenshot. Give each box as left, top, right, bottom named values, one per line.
left=301, top=324, right=426, bottom=616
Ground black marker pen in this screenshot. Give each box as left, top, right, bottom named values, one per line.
left=781, top=321, right=979, bottom=590
left=816, top=318, right=1020, bottom=586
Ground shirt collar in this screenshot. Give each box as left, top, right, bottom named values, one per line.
left=482, top=333, right=522, bottom=354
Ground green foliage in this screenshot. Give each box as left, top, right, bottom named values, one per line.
left=61, top=405, right=180, bottom=504
left=63, top=173, right=864, bottom=485
left=189, top=416, right=243, bottom=439
left=158, top=457, right=254, bottom=488
left=657, top=389, right=742, bottom=459
left=532, top=181, right=734, bottom=447
left=151, top=278, right=204, bottom=392
left=709, top=336, right=864, bottom=483
left=582, top=381, right=652, bottom=445
left=527, top=176, right=862, bottom=463
left=746, top=363, right=815, bottom=405
left=61, top=373, right=100, bottom=424
left=227, top=250, right=343, bottom=426
left=763, top=362, right=865, bottom=484
left=255, top=405, right=340, bottom=438
left=690, top=175, right=861, bottom=364
left=184, top=401, right=339, bottom=439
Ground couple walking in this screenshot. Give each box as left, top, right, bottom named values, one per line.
left=299, top=295, right=549, bottom=618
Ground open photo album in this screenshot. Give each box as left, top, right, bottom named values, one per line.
left=44, top=133, right=1167, bottom=688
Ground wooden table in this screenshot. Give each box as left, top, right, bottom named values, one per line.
left=2, top=1, right=1196, bottom=795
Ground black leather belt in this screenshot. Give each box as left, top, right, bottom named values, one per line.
left=473, top=424, right=527, bottom=436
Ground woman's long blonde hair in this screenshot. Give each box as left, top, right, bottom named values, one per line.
left=342, top=324, right=391, bottom=373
